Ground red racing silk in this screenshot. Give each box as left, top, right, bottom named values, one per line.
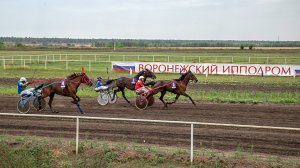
left=135, top=80, right=144, bottom=90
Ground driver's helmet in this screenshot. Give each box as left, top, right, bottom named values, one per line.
left=97, top=76, right=103, bottom=80
left=139, top=76, right=144, bottom=80
left=20, top=77, right=27, bottom=82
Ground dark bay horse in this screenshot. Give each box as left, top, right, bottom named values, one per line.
left=41, top=72, right=93, bottom=114
left=146, top=70, right=198, bottom=108
left=106, top=69, right=156, bottom=105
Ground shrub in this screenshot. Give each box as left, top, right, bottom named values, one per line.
left=240, top=45, right=244, bottom=50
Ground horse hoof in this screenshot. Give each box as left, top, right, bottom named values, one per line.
left=52, top=111, right=59, bottom=113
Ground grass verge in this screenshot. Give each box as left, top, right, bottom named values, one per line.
left=1, top=69, right=300, bottom=86
left=0, top=135, right=299, bottom=168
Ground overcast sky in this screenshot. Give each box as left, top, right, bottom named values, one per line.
left=0, top=0, right=299, bottom=40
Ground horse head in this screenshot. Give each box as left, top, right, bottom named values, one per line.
left=81, top=73, right=93, bottom=86
left=144, top=68, right=156, bottom=80
left=187, top=70, right=198, bottom=83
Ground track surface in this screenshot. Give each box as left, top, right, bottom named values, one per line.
left=1, top=95, right=299, bottom=157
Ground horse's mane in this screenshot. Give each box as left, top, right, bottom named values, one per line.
left=135, top=70, right=144, bottom=78
left=66, top=73, right=81, bottom=79
left=175, top=71, right=191, bottom=81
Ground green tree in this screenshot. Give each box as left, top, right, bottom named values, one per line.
left=0, top=42, right=4, bottom=48
left=240, top=45, right=244, bottom=50
left=249, top=45, right=254, bottom=50
left=15, top=43, right=24, bottom=47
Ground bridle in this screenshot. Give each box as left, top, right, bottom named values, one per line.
left=80, top=73, right=92, bottom=84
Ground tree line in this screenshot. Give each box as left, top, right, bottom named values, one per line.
left=1, top=37, right=300, bottom=48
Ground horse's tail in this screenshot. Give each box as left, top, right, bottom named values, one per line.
left=145, top=81, right=156, bottom=86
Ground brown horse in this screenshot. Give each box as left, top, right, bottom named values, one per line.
left=40, top=72, right=93, bottom=114
left=106, top=69, right=156, bottom=105
left=146, top=70, right=198, bottom=108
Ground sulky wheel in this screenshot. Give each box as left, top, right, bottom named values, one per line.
left=108, top=92, right=117, bottom=104
left=32, top=97, right=46, bottom=111
left=147, top=96, right=155, bottom=107
left=17, top=97, right=31, bottom=114
left=135, top=95, right=148, bottom=110
left=97, top=92, right=109, bottom=106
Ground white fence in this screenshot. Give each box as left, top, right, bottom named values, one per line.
left=0, top=113, right=299, bottom=163
left=1, top=54, right=299, bottom=71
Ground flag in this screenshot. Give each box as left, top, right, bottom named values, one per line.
left=295, top=70, right=300, bottom=77
left=112, top=63, right=135, bottom=72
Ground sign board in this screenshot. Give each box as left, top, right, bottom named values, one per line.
left=112, top=62, right=300, bottom=76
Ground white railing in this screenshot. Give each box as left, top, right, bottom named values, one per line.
left=1, top=54, right=298, bottom=67
left=0, top=113, right=299, bottom=163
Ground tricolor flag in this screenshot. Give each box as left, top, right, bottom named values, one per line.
left=295, top=70, right=300, bottom=77
left=112, top=62, right=135, bottom=72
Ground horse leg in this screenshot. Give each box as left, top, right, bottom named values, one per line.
left=38, top=96, right=42, bottom=111
left=71, top=95, right=84, bottom=114
left=121, top=89, right=132, bottom=105
left=76, top=96, right=80, bottom=102
left=159, top=90, right=168, bottom=108
left=183, top=93, right=196, bottom=106
left=166, top=94, right=180, bottom=106
left=111, top=88, right=120, bottom=101
left=48, top=93, right=58, bottom=113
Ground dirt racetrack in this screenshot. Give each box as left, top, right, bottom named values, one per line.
left=0, top=95, right=299, bottom=157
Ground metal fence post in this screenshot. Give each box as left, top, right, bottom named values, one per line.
left=190, top=124, right=194, bottom=163
left=123, top=55, right=125, bottom=61
left=168, top=56, right=170, bottom=62
left=45, top=56, right=47, bottom=69
left=76, top=117, right=79, bottom=155
left=249, top=57, right=251, bottom=63
left=3, top=59, right=5, bottom=69
left=66, top=60, right=68, bottom=70
left=285, top=58, right=287, bottom=64
left=23, top=59, right=26, bottom=68
left=198, top=57, right=200, bottom=63
left=231, top=56, right=233, bottom=63
left=266, top=57, right=269, bottom=64
left=89, top=60, right=91, bottom=72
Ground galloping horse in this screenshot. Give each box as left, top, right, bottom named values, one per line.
left=40, top=70, right=93, bottom=114
left=106, top=69, right=156, bottom=105
left=146, top=70, right=198, bottom=108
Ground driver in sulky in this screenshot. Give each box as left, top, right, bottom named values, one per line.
left=135, top=76, right=150, bottom=95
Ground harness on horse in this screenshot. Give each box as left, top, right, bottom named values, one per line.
left=131, top=77, right=137, bottom=85
left=171, top=80, right=177, bottom=89
left=61, top=79, right=69, bottom=96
